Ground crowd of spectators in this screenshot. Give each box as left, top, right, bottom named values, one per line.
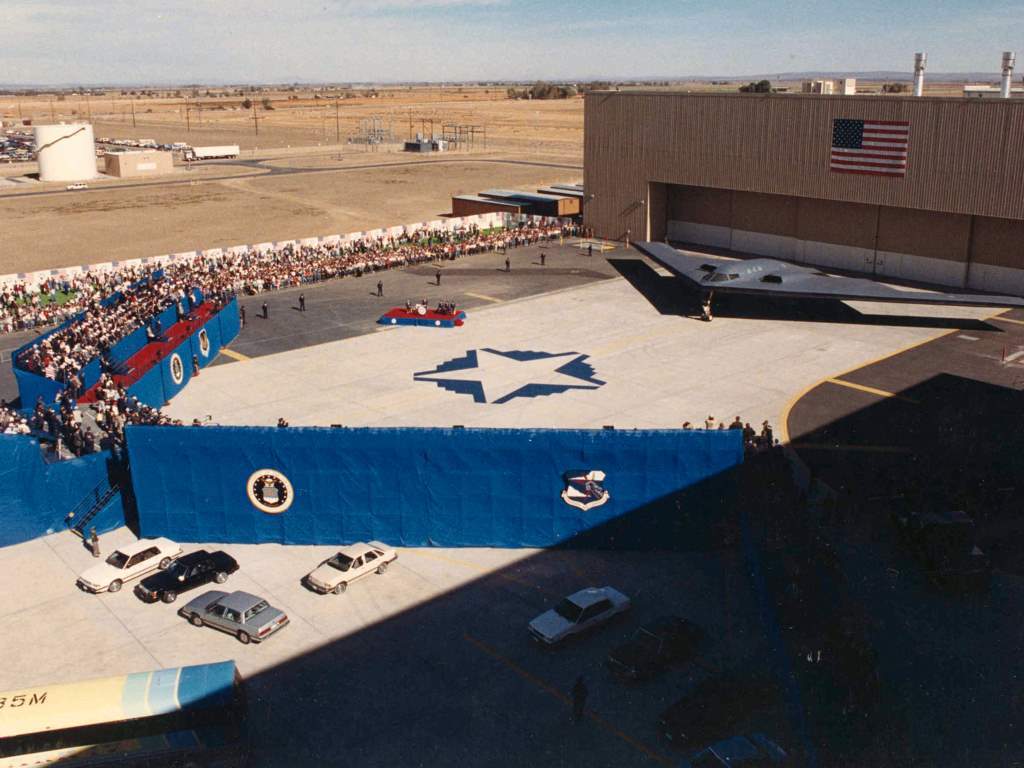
left=682, top=415, right=778, bottom=455
left=10, top=376, right=186, bottom=461
left=9, top=221, right=572, bottom=390
left=2, top=221, right=575, bottom=336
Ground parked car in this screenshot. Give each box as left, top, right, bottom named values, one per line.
left=607, top=616, right=703, bottom=681
left=134, top=549, right=239, bottom=603
left=77, top=537, right=182, bottom=593
left=892, top=504, right=991, bottom=590
left=659, top=674, right=777, bottom=746
left=65, top=183, right=88, bottom=190
left=528, top=587, right=630, bottom=646
left=682, top=733, right=789, bottom=767
left=180, top=590, right=289, bottom=644
left=303, top=541, right=398, bottom=594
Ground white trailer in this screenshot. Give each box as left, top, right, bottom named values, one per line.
left=182, top=145, right=240, bottom=161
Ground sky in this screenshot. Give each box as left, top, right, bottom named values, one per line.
left=2, top=0, right=1023, bottom=85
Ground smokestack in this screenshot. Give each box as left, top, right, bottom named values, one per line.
left=1001, top=51, right=1016, bottom=98
left=913, top=52, right=927, bottom=96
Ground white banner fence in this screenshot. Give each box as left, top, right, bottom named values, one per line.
left=0, top=212, right=569, bottom=290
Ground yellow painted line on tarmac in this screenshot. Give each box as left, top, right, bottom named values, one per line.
left=778, top=325, right=965, bottom=445
left=465, top=292, right=502, bottom=303
left=219, top=347, right=251, bottom=362
left=791, top=443, right=913, bottom=454
left=825, top=378, right=918, bottom=404
left=403, top=549, right=555, bottom=597
left=464, top=634, right=674, bottom=767
left=990, top=315, right=1024, bottom=326
left=780, top=307, right=1009, bottom=488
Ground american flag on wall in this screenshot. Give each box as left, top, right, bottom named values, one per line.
left=830, top=118, right=910, bottom=177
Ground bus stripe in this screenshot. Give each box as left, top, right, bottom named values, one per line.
left=122, top=671, right=152, bottom=719
left=148, top=668, right=182, bottom=715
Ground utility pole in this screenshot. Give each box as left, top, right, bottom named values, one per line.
left=49, top=98, right=55, bottom=121
left=16, top=96, right=22, bottom=120
left=334, top=97, right=340, bottom=143
left=130, top=100, right=137, bottom=128
left=185, top=97, right=190, bottom=132
left=252, top=99, right=259, bottom=135
left=85, top=93, right=91, bottom=121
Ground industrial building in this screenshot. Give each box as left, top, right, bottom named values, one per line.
left=584, top=83, right=1024, bottom=294
left=451, top=195, right=529, bottom=217
left=479, top=189, right=580, bottom=217
left=104, top=150, right=174, bottom=178
left=802, top=78, right=857, bottom=95
left=451, top=185, right=583, bottom=218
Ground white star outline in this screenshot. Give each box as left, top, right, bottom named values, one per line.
left=413, top=348, right=605, bottom=404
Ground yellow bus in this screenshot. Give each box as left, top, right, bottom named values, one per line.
left=0, top=660, right=247, bottom=767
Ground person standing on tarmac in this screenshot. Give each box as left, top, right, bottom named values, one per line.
left=571, top=676, right=588, bottom=724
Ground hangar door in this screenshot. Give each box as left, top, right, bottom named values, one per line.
left=661, top=184, right=972, bottom=287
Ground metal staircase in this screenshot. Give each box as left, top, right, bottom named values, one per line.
left=66, top=479, right=121, bottom=538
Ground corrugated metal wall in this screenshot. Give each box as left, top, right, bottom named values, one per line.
left=584, top=92, right=1024, bottom=243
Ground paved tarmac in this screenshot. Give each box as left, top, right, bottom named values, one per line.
left=223, top=242, right=618, bottom=362
left=784, top=306, right=1024, bottom=767
left=4, top=243, right=1023, bottom=766
left=1, top=521, right=785, bottom=768
left=167, top=244, right=996, bottom=432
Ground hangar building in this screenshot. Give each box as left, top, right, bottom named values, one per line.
left=584, top=92, right=1024, bottom=294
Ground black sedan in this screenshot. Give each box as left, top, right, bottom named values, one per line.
left=607, top=616, right=703, bottom=681
left=134, top=550, right=239, bottom=603
left=659, top=674, right=777, bottom=747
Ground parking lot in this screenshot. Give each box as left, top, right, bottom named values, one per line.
left=1, top=521, right=797, bottom=767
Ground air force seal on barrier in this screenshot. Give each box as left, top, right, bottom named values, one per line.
left=169, top=353, right=184, bottom=385
left=198, top=328, right=211, bottom=358
left=246, top=469, right=294, bottom=514
left=561, top=470, right=610, bottom=511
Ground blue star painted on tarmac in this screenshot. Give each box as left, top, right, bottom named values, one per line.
left=413, top=348, right=605, bottom=404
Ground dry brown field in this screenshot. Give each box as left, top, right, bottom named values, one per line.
left=0, top=87, right=586, bottom=273
left=0, top=157, right=582, bottom=270
left=1, top=86, right=584, bottom=155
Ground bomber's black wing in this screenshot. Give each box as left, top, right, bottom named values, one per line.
left=637, top=242, right=1024, bottom=308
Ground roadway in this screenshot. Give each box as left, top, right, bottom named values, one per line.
left=0, top=155, right=583, bottom=201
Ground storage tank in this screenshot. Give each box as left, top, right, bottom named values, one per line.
left=33, top=123, right=97, bottom=182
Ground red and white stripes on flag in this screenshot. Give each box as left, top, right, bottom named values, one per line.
left=830, top=119, right=910, bottom=177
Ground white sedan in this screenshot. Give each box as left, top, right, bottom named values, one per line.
left=77, top=537, right=182, bottom=593
left=303, top=541, right=398, bottom=594
left=529, top=587, right=631, bottom=645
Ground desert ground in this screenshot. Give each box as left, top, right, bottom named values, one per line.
left=0, top=87, right=584, bottom=272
